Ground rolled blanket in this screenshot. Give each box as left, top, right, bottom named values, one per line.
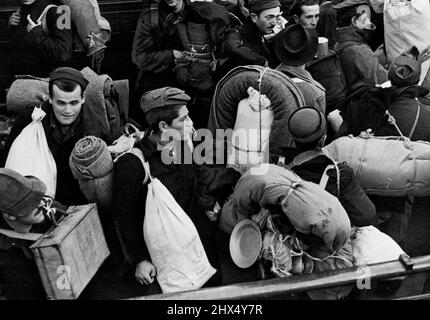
left=69, top=136, right=114, bottom=209
left=6, top=77, right=49, bottom=113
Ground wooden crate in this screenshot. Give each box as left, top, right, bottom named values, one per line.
left=30, top=204, right=109, bottom=300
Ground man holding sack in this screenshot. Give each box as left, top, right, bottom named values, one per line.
left=6, top=67, right=89, bottom=206
left=113, top=87, right=226, bottom=294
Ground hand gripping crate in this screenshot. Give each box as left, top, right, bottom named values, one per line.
left=30, top=203, right=109, bottom=300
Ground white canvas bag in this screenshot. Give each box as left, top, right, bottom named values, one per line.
left=5, top=107, right=57, bottom=197
left=134, top=149, right=216, bottom=293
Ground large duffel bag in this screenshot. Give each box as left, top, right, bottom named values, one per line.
left=322, top=132, right=430, bottom=197
left=208, top=65, right=305, bottom=157
left=58, top=0, right=110, bottom=55
left=383, top=0, right=430, bottom=83
left=220, top=164, right=351, bottom=251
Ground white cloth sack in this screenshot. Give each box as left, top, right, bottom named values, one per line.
left=384, top=0, right=430, bottom=83
left=351, top=226, right=405, bottom=266
left=143, top=163, right=216, bottom=293
left=5, top=107, right=57, bottom=197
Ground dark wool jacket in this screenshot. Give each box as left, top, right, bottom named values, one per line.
left=7, top=0, right=75, bottom=77
left=223, top=18, right=279, bottom=70
left=335, top=26, right=388, bottom=92
left=338, top=85, right=430, bottom=141
left=6, top=102, right=88, bottom=206
left=131, top=0, right=184, bottom=92
left=112, top=133, right=239, bottom=274
left=0, top=217, right=51, bottom=300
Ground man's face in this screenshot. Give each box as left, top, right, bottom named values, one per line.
left=49, top=84, right=85, bottom=126
left=17, top=206, right=45, bottom=225
left=299, top=5, right=320, bottom=28
left=251, top=7, right=281, bottom=35
left=20, top=0, right=37, bottom=5
left=165, top=105, right=194, bottom=141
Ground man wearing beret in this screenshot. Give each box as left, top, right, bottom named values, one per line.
left=112, top=87, right=238, bottom=296
left=223, top=0, right=283, bottom=70
left=273, top=107, right=377, bottom=237
left=6, top=67, right=90, bottom=206
left=0, top=168, right=51, bottom=299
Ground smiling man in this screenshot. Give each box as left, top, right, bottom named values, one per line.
left=6, top=67, right=91, bottom=206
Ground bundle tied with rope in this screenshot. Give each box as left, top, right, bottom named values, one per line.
left=69, top=135, right=114, bottom=210
left=228, top=67, right=275, bottom=174
left=208, top=65, right=306, bottom=163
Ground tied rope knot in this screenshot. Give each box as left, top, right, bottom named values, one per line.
left=39, top=196, right=68, bottom=227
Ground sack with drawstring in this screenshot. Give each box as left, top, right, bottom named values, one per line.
left=383, top=0, right=430, bottom=82
left=351, top=225, right=405, bottom=266
left=307, top=239, right=355, bottom=300
left=141, top=152, right=216, bottom=293
left=5, top=107, right=57, bottom=197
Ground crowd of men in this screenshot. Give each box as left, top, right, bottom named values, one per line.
left=1, top=0, right=430, bottom=300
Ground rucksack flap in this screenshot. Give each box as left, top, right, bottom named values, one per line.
left=305, top=50, right=347, bottom=110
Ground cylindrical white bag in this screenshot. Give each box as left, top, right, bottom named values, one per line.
left=5, top=107, right=57, bottom=197
left=143, top=173, right=216, bottom=293
left=384, top=0, right=430, bottom=83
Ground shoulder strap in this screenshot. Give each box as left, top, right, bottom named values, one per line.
left=408, top=100, right=421, bottom=139
left=319, top=164, right=335, bottom=190
left=287, top=149, right=324, bottom=169
left=0, top=228, right=43, bottom=242
left=128, top=147, right=151, bottom=184
left=150, top=3, right=159, bottom=30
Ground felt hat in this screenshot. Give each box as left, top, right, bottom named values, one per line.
left=288, top=107, right=327, bottom=144
left=229, top=219, right=262, bottom=269
left=275, top=23, right=318, bottom=66
left=0, top=168, right=46, bottom=218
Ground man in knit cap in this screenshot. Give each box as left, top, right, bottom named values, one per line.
left=223, top=0, right=284, bottom=69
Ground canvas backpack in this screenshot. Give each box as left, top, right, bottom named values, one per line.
left=305, top=50, right=347, bottom=112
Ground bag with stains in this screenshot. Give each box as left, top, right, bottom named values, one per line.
left=323, top=133, right=430, bottom=197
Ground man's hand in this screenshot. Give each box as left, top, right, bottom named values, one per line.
left=173, top=50, right=185, bottom=60
left=135, top=260, right=156, bottom=285
left=205, top=201, right=221, bottom=222
left=26, top=15, right=41, bottom=33
left=8, top=9, right=21, bottom=27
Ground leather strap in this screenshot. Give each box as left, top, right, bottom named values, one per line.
left=0, top=228, right=43, bottom=242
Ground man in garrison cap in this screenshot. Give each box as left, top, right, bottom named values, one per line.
left=271, top=107, right=376, bottom=238
left=0, top=168, right=51, bottom=300
left=111, top=87, right=239, bottom=297
left=5, top=67, right=92, bottom=206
